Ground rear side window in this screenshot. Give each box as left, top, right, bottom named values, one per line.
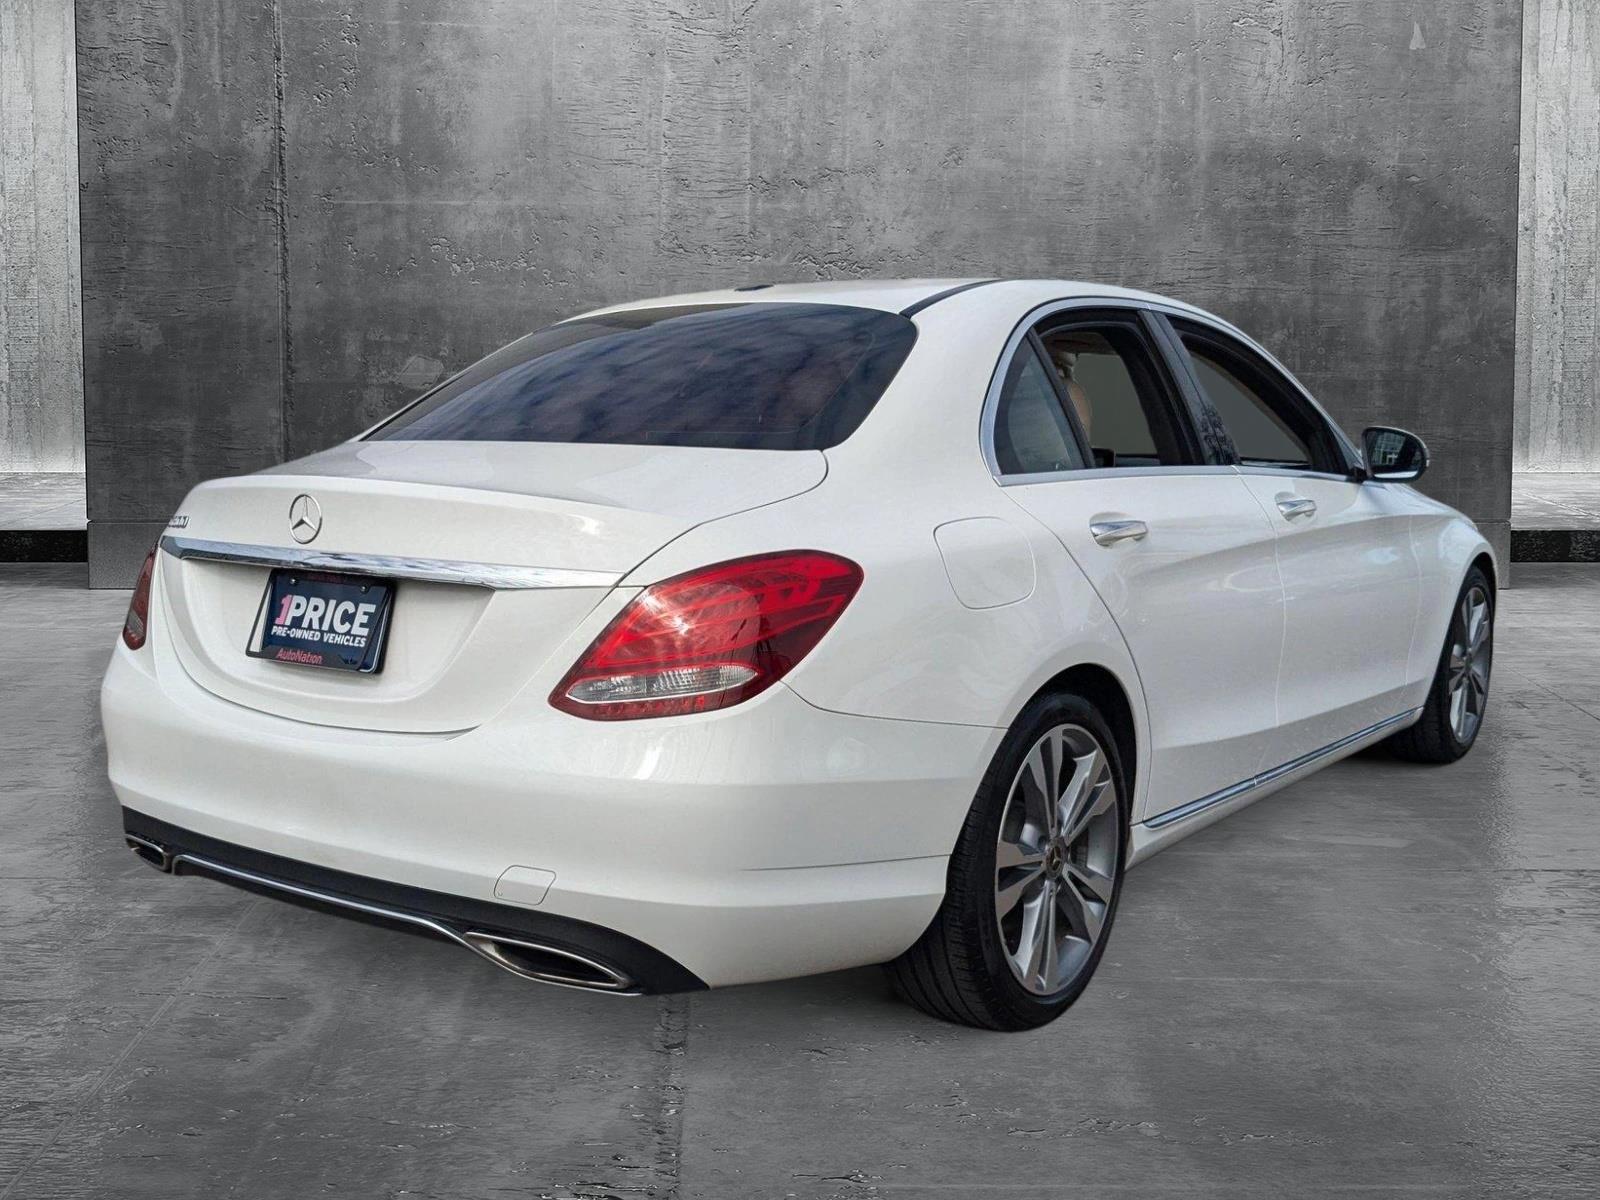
left=369, top=303, right=917, bottom=451
left=1035, top=317, right=1198, bottom=468
left=993, top=342, right=1089, bottom=475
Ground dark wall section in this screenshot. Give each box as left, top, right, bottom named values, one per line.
left=77, top=1, right=286, bottom=583
left=79, top=0, right=1521, bottom=584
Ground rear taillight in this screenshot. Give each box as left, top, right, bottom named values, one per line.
left=551, top=550, right=863, bottom=720
left=122, top=547, right=158, bottom=650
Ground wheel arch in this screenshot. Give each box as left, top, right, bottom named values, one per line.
left=1470, top=550, right=1497, bottom=598
left=1024, top=663, right=1141, bottom=820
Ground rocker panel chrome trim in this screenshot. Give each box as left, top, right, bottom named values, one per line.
left=160, top=536, right=620, bottom=591
left=1142, top=708, right=1422, bottom=830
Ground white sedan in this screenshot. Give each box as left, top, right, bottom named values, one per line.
left=102, top=279, right=1495, bottom=1030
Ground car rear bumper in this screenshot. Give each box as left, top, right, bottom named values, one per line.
left=102, top=633, right=1000, bottom=988
left=121, top=808, right=704, bottom=993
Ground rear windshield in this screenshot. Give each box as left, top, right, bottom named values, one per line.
left=367, top=303, right=917, bottom=450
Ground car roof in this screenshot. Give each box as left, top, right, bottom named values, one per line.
left=578, top=278, right=1234, bottom=329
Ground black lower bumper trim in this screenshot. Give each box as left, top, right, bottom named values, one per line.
left=122, top=809, right=706, bottom=994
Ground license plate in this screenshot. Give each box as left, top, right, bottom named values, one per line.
left=247, top=570, right=395, bottom=673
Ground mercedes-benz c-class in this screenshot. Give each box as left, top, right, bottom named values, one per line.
left=103, top=279, right=1495, bottom=1029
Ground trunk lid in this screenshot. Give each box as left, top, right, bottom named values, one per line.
left=158, top=441, right=825, bottom=732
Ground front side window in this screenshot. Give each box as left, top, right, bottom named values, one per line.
left=1174, top=321, right=1346, bottom=473
left=369, top=303, right=917, bottom=451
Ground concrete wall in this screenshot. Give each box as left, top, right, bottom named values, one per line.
left=78, top=0, right=1523, bottom=584
left=1516, top=0, right=1599, bottom=473
left=1, top=0, right=83, bottom=473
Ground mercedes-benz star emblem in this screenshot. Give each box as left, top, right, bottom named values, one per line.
left=288, top=494, right=323, bottom=544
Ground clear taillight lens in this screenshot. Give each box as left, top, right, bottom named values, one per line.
left=551, top=550, right=864, bottom=720
left=122, top=547, right=158, bottom=650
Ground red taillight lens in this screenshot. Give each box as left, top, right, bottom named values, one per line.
left=121, top=547, right=158, bottom=650
left=551, top=550, right=864, bottom=720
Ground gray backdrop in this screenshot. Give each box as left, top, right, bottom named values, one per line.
left=77, top=0, right=1522, bottom=585
left=2, top=0, right=82, bottom=472
left=1516, top=0, right=1599, bottom=473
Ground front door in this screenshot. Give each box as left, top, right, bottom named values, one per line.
left=1166, top=316, right=1420, bottom=762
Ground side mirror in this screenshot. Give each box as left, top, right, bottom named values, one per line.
left=1362, top=426, right=1428, bottom=482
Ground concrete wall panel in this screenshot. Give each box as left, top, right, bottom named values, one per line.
left=79, top=0, right=1523, bottom=582
left=76, top=0, right=285, bottom=579
left=1515, top=0, right=1600, bottom=473
left=1, top=0, right=83, bottom=472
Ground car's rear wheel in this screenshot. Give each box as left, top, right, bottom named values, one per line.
left=1387, top=565, right=1493, bottom=763
left=889, top=693, right=1128, bottom=1031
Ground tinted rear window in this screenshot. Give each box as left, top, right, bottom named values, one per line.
left=368, top=303, right=917, bottom=450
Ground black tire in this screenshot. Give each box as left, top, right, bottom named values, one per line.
left=1386, top=565, right=1494, bottom=764
left=888, top=692, right=1130, bottom=1031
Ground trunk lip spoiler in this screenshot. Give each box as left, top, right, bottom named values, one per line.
left=159, top=535, right=622, bottom=591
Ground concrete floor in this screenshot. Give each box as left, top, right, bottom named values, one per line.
left=1513, top=472, right=1600, bottom=530
left=3, top=563, right=1598, bottom=1200
left=0, top=473, right=87, bottom=530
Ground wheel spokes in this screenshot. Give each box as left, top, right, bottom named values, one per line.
left=1017, top=738, right=1057, bottom=839
left=1025, top=890, right=1059, bottom=991
left=1469, top=606, right=1490, bottom=654
left=1055, top=875, right=1104, bottom=946
left=995, top=857, right=1046, bottom=919
left=994, top=722, right=1122, bottom=998
left=1061, top=756, right=1114, bottom=848
left=1449, top=678, right=1469, bottom=738
left=996, top=837, right=1046, bottom=871
left=1011, top=889, right=1048, bottom=983
left=1448, top=586, right=1491, bottom=742
left=1065, top=861, right=1114, bottom=907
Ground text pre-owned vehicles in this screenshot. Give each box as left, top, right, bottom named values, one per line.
left=102, top=280, right=1495, bottom=1030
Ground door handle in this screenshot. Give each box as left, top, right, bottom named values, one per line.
left=1089, top=519, right=1149, bottom=547
left=1276, top=495, right=1317, bottom=521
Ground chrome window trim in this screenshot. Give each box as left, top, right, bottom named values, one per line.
left=1140, top=708, right=1423, bottom=830
left=1235, top=464, right=1361, bottom=484
left=997, top=464, right=1240, bottom=487
left=160, top=536, right=620, bottom=591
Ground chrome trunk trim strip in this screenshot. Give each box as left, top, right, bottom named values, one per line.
left=1142, top=708, right=1423, bottom=830
left=160, top=536, right=621, bottom=591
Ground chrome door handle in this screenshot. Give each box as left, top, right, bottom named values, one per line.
left=1089, top=519, right=1149, bottom=547
left=1276, top=496, right=1317, bottom=521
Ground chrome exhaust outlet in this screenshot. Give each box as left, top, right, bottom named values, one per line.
left=127, top=841, right=641, bottom=994
left=126, top=833, right=174, bottom=873
left=460, top=931, right=638, bottom=993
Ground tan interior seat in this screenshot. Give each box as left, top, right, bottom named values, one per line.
left=1045, top=344, right=1092, bottom=439
left=1063, top=376, right=1091, bottom=440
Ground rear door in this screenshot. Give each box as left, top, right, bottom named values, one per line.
left=988, top=305, right=1286, bottom=820
left=1162, top=314, right=1420, bottom=760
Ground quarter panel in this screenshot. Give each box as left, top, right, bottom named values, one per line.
left=618, top=468, right=1155, bottom=820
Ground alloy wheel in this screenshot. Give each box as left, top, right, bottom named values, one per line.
left=1448, top=584, right=1492, bottom=744
left=994, top=723, right=1120, bottom=996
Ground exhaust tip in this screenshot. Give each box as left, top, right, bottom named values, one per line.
left=126, top=833, right=174, bottom=873
left=460, top=931, right=636, bottom=993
